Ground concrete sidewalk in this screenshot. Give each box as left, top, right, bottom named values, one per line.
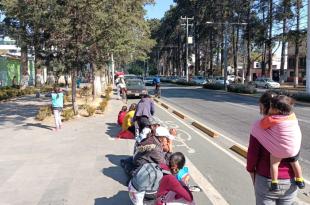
left=0, top=94, right=135, bottom=205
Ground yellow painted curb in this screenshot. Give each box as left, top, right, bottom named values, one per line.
left=230, top=145, right=248, bottom=159
left=192, top=122, right=220, bottom=138
left=172, top=110, right=185, bottom=119
left=161, top=103, right=169, bottom=109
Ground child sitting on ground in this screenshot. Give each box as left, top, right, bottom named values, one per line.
left=156, top=152, right=195, bottom=205
left=117, top=106, right=127, bottom=126
left=256, top=95, right=304, bottom=191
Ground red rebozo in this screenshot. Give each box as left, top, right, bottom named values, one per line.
left=117, top=130, right=134, bottom=139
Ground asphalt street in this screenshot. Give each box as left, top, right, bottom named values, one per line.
left=149, top=84, right=310, bottom=194
left=126, top=98, right=255, bottom=204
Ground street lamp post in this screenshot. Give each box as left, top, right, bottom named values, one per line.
left=181, top=16, right=194, bottom=82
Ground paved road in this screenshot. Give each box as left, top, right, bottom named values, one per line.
left=155, top=84, right=310, bottom=184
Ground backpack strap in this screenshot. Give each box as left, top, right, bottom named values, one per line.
left=161, top=169, right=171, bottom=175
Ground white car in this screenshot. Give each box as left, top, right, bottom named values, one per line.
left=191, top=76, right=207, bottom=85
left=214, top=76, right=230, bottom=85
left=227, top=75, right=236, bottom=82
left=254, top=78, right=280, bottom=89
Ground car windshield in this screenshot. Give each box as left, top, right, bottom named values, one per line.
left=127, top=80, right=144, bottom=88
left=266, top=79, right=274, bottom=82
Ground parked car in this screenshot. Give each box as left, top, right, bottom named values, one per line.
left=227, top=75, right=236, bottom=83
left=214, top=76, right=230, bottom=85
left=144, top=76, right=154, bottom=86
left=254, top=78, right=280, bottom=89
left=126, top=79, right=148, bottom=98
left=177, top=77, right=187, bottom=83
left=124, top=74, right=137, bottom=80
left=303, top=76, right=306, bottom=85
left=169, top=76, right=178, bottom=83
left=191, top=76, right=207, bottom=85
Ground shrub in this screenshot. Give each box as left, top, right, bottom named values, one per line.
left=228, top=84, right=257, bottom=94
left=176, top=81, right=197, bottom=86
left=86, top=105, right=96, bottom=116
left=98, top=100, right=108, bottom=112
left=40, top=86, right=54, bottom=93
left=62, top=108, right=74, bottom=121
left=292, top=93, right=310, bottom=103
left=203, top=83, right=225, bottom=90
left=35, top=106, right=52, bottom=121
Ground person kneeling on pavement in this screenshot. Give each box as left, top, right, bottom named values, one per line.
left=128, top=152, right=195, bottom=205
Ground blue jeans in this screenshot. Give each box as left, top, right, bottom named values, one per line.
left=255, top=174, right=298, bottom=205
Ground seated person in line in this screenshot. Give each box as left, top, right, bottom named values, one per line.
left=122, top=103, right=137, bottom=131
left=156, top=152, right=195, bottom=205
left=117, top=105, right=127, bottom=126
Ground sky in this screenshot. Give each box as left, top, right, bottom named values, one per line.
left=144, top=0, right=175, bottom=19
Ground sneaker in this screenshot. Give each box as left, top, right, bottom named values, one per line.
left=296, top=180, right=305, bottom=189
left=188, top=185, right=202, bottom=192
left=270, top=182, right=280, bottom=192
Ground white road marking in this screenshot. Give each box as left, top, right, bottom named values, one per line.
left=186, top=157, right=229, bottom=205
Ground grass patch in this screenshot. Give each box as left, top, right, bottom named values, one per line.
left=35, top=106, right=52, bottom=121
left=86, top=105, right=96, bottom=116
left=62, top=108, right=74, bottom=121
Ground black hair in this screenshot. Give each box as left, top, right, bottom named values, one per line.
left=121, top=106, right=128, bottom=112
left=270, top=95, right=295, bottom=115
left=259, top=91, right=277, bottom=115
left=129, top=103, right=137, bottom=111
left=169, top=152, right=186, bottom=175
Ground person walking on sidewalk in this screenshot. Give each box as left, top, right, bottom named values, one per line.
left=247, top=91, right=298, bottom=204
left=51, top=87, right=64, bottom=131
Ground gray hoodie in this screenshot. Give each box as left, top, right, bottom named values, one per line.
left=134, top=97, right=155, bottom=119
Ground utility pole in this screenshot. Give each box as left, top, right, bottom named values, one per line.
left=181, top=16, right=194, bottom=82
left=307, top=0, right=310, bottom=94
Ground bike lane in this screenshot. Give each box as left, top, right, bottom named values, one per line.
left=150, top=101, right=255, bottom=204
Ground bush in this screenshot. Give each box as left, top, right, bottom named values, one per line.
left=86, top=105, right=96, bottom=116
left=62, top=108, right=74, bottom=121
left=228, top=84, right=257, bottom=94
left=40, top=86, right=54, bottom=93
left=176, top=81, right=197, bottom=86
left=203, top=83, right=225, bottom=90
left=98, top=100, right=108, bottom=112
left=292, top=93, right=310, bottom=102
left=35, top=106, right=52, bottom=121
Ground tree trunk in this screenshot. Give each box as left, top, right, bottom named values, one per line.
left=91, top=63, right=96, bottom=100
left=209, top=33, right=213, bottom=76
left=294, top=0, right=301, bottom=87
left=267, top=0, right=273, bottom=78
left=280, top=18, right=287, bottom=83
left=246, top=2, right=252, bottom=82
left=233, top=26, right=239, bottom=76
left=20, top=45, right=29, bottom=88
left=71, top=69, right=78, bottom=115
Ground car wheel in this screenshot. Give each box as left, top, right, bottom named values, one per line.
left=265, top=84, right=269, bottom=89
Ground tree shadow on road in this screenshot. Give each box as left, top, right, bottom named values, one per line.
left=22, top=123, right=54, bottom=130
left=105, top=123, right=120, bottom=139
left=0, top=96, right=49, bottom=128
left=94, top=191, right=131, bottom=205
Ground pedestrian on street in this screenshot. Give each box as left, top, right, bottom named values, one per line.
left=247, top=91, right=299, bottom=204
left=51, top=87, right=64, bottom=131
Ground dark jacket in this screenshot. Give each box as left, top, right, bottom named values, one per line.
left=132, top=135, right=165, bottom=175
left=134, top=97, right=155, bottom=119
